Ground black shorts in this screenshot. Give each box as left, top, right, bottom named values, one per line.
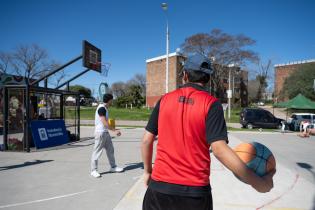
left=143, top=187, right=213, bottom=210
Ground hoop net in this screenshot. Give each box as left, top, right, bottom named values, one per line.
left=99, top=62, right=111, bottom=77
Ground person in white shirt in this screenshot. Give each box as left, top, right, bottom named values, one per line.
left=298, top=120, right=311, bottom=138
left=91, top=94, right=124, bottom=178
left=302, top=121, right=310, bottom=132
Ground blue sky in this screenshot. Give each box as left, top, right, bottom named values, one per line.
left=1, top=0, right=315, bottom=94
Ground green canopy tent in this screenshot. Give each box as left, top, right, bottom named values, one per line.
left=274, top=93, right=315, bottom=109
left=274, top=94, right=315, bottom=120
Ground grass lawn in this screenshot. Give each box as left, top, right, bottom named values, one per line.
left=64, top=106, right=242, bottom=122
left=224, top=108, right=242, bottom=123
left=64, top=106, right=152, bottom=121
left=67, top=106, right=283, bottom=133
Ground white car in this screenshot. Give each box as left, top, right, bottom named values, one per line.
left=287, top=113, right=315, bottom=131
left=257, top=101, right=265, bottom=106
left=91, top=102, right=98, bottom=107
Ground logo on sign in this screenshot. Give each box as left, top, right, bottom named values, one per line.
left=38, top=128, right=48, bottom=141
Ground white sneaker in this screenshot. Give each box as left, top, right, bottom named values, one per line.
left=110, top=166, right=124, bottom=173
left=91, top=170, right=101, bottom=178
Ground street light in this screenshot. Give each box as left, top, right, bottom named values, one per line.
left=227, top=64, right=241, bottom=121
left=227, top=64, right=234, bottom=121
left=161, top=3, right=169, bottom=93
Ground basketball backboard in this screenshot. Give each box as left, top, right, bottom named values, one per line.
left=82, top=40, right=102, bottom=72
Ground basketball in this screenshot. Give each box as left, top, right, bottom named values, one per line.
left=234, top=142, right=276, bottom=177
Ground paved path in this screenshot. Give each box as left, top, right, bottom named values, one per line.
left=114, top=133, right=315, bottom=210
left=80, top=120, right=147, bottom=127
left=1, top=127, right=313, bottom=210
left=0, top=127, right=144, bottom=210
left=80, top=120, right=242, bottom=129
left=260, top=105, right=288, bottom=120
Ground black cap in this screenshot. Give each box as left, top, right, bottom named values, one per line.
left=183, top=54, right=213, bottom=75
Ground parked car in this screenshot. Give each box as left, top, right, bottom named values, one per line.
left=91, top=102, right=98, bottom=107
left=240, top=108, right=284, bottom=129
left=287, top=113, right=315, bottom=131
left=257, top=101, right=265, bottom=106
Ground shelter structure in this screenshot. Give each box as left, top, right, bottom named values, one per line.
left=274, top=93, right=315, bottom=121
left=274, top=93, right=315, bottom=109
left=0, top=40, right=103, bottom=152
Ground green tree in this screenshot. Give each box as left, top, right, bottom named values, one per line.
left=280, top=63, right=315, bottom=101
left=69, top=85, right=92, bottom=98
left=115, top=95, right=132, bottom=108
left=181, top=29, right=258, bottom=99
left=114, top=85, right=144, bottom=108
left=129, top=85, right=145, bottom=108
left=128, top=73, right=146, bottom=97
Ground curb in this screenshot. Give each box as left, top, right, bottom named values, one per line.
left=114, top=176, right=146, bottom=210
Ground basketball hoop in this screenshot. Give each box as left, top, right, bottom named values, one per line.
left=83, top=40, right=102, bottom=72
left=98, top=62, right=111, bottom=77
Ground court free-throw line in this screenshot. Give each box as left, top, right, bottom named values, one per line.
left=0, top=190, right=90, bottom=209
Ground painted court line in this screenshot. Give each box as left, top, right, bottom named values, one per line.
left=256, top=173, right=300, bottom=210
left=0, top=190, right=90, bottom=209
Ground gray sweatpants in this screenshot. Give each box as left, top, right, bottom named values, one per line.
left=91, top=131, right=116, bottom=171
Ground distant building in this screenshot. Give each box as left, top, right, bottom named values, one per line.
left=146, top=53, right=248, bottom=108
left=274, top=59, right=315, bottom=101
left=146, top=52, right=182, bottom=107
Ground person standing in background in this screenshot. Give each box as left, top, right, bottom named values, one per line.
left=91, top=93, right=124, bottom=178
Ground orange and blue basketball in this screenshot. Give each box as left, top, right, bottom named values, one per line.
left=234, top=142, right=276, bottom=176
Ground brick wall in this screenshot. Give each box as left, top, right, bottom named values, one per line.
left=274, top=66, right=296, bottom=99
left=146, top=53, right=182, bottom=107
left=146, top=54, right=248, bottom=108
left=274, top=61, right=315, bottom=101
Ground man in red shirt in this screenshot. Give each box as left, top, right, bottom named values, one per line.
left=141, top=54, right=275, bottom=210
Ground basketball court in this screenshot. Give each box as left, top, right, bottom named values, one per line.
left=0, top=129, right=314, bottom=210
left=115, top=132, right=315, bottom=210
left=0, top=127, right=144, bottom=210
left=1, top=41, right=314, bottom=210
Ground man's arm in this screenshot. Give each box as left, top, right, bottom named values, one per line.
left=99, top=115, right=108, bottom=127
left=99, top=116, right=121, bottom=136
left=141, top=131, right=155, bottom=187
left=98, top=107, right=121, bottom=136
left=211, top=140, right=275, bottom=193
left=141, top=100, right=160, bottom=186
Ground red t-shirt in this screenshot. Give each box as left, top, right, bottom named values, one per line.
left=146, top=83, right=228, bottom=187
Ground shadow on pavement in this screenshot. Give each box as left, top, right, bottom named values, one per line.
left=296, top=162, right=315, bottom=210
left=30, top=138, right=95, bottom=152
left=100, top=162, right=144, bottom=175
left=0, top=159, right=53, bottom=171
left=123, top=162, right=144, bottom=171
